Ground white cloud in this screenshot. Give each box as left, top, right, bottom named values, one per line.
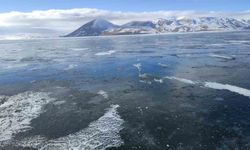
left=0, top=8, right=250, bottom=38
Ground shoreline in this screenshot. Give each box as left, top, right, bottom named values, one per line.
left=0, top=30, right=248, bottom=41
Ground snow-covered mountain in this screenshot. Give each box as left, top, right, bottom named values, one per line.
left=65, top=17, right=250, bottom=37
left=103, top=21, right=156, bottom=35
left=154, top=17, right=250, bottom=32
left=122, top=21, right=156, bottom=28
left=65, top=19, right=118, bottom=37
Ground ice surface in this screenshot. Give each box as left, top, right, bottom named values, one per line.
left=18, top=105, right=124, bottom=150
left=0, top=31, right=250, bottom=149
left=0, top=92, right=55, bottom=143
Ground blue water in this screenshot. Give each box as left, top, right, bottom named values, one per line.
left=0, top=31, right=250, bottom=149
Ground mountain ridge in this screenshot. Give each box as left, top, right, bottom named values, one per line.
left=65, top=17, right=250, bottom=37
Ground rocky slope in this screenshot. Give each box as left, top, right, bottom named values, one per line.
left=65, top=17, right=250, bottom=37
left=65, top=19, right=118, bottom=37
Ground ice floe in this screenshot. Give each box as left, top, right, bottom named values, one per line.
left=2, top=63, right=29, bottom=70
left=214, top=97, right=224, bottom=101
left=95, top=50, right=116, bottom=56
left=70, top=48, right=89, bottom=51
left=209, top=54, right=235, bottom=60
left=209, top=43, right=227, bottom=47
left=17, top=105, right=124, bottom=150
left=133, top=64, right=250, bottom=97
left=157, top=63, right=168, bottom=68
left=133, top=63, right=142, bottom=74
left=139, top=73, right=156, bottom=84
left=0, top=92, right=55, bottom=143
left=204, top=82, right=250, bottom=98
left=154, top=79, right=164, bottom=83
left=165, top=76, right=250, bottom=98
left=53, top=100, right=66, bottom=106
left=97, top=90, right=109, bottom=99
left=64, top=64, right=78, bottom=70
left=164, top=76, right=198, bottom=85
left=133, top=63, right=164, bottom=84
left=228, top=40, right=250, bottom=44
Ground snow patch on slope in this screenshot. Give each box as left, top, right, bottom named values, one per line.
left=92, top=19, right=117, bottom=30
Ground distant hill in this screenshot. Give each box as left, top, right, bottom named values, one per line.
left=65, top=17, right=250, bottom=37
left=65, top=19, right=118, bottom=37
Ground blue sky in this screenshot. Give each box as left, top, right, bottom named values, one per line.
left=0, top=0, right=249, bottom=12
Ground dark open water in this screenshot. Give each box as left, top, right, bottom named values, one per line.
left=0, top=31, right=250, bottom=150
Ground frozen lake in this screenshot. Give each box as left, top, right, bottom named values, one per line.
left=1, top=31, right=250, bottom=149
